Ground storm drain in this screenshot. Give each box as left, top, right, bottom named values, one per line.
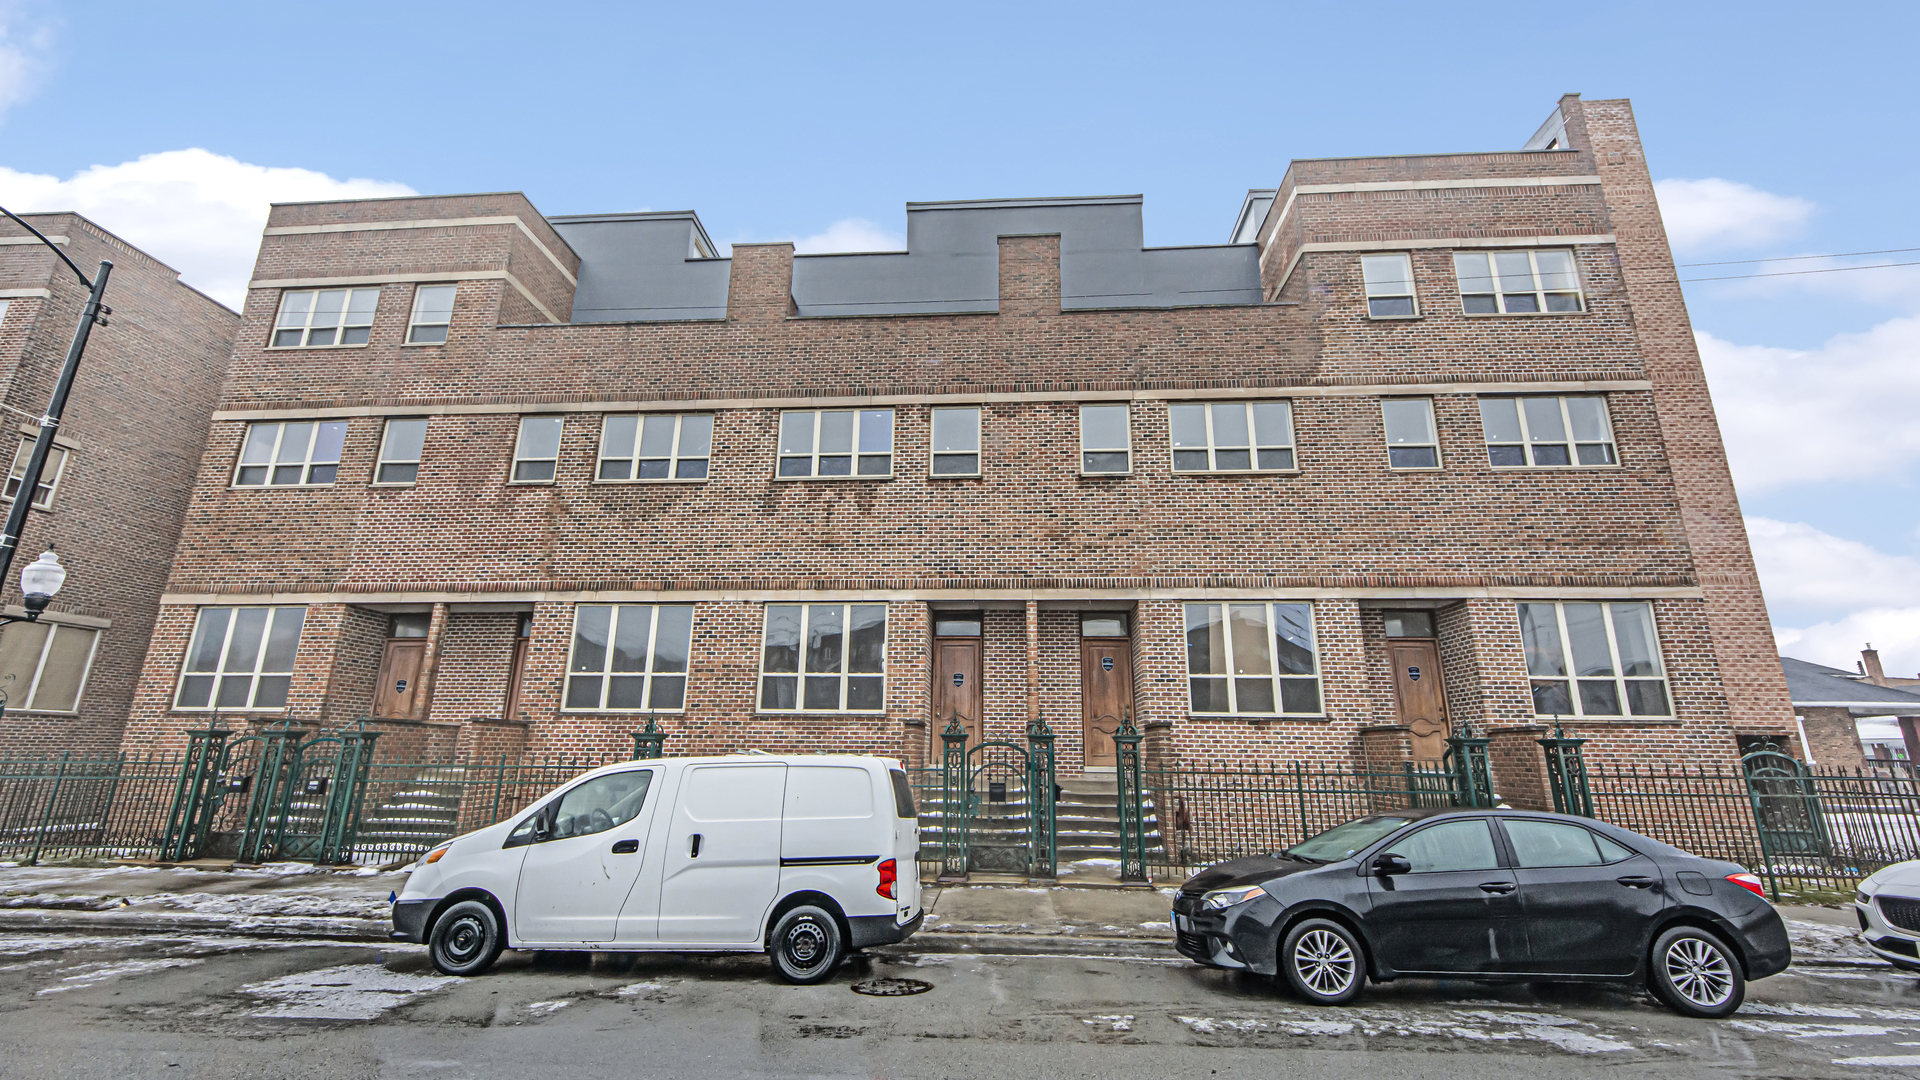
left=851, top=977, right=933, bottom=996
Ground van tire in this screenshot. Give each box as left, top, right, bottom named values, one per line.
left=770, top=904, right=845, bottom=984
left=429, top=899, right=504, bottom=976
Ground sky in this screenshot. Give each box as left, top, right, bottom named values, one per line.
left=1, top=0, right=1917, bottom=675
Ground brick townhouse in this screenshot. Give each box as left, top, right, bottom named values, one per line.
left=117, top=94, right=1799, bottom=803
left=0, top=213, right=238, bottom=755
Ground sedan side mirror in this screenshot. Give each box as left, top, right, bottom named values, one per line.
left=1372, top=853, right=1412, bottom=876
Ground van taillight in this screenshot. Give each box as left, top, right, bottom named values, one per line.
left=877, top=858, right=897, bottom=900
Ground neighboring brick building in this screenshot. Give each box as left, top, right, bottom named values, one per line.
left=0, top=213, right=238, bottom=754
left=119, top=95, right=1800, bottom=802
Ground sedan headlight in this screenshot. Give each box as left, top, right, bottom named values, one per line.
left=1860, top=890, right=1873, bottom=907
left=1201, top=885, right=1266, bottom=910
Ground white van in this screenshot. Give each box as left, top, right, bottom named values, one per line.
left=391, top=754, right=924, bottom=983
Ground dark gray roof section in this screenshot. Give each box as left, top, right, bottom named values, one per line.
left=791, top=196, right=1261, bottom=317
left=1782, top=656, right=1920, bottom=714
left=549, top=212, right=728, bottom=322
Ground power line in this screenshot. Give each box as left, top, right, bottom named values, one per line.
left=1678, top=247, right=1920, bottom=267
left=1681, top=261, right=1920, bottom=282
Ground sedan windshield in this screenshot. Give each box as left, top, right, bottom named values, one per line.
left=1288, top=815, right=1415, bottom=862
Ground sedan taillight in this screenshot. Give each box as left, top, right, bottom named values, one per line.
left=1727, top=872, right=1768, bottom=899
left=877, top=858, right=897, bottom=900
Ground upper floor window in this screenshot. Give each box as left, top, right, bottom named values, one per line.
left=930, top=407, right=981, bottom=476
left=235, top=421, right=348, bottom=487
left=1170, top=402, right=1295, bottom=472
left=1184, top=601, right=1322, bottom=716
left=1454, top=250, right=1583, bottom=314
left=1480, top=396, right=1617, bottom=468
left=1361, top=254, right=1417, bottom=318
left=175, top=605, right=306, bottom=710
left=1381, top=399, right=1439, bottom=469
left=759, top=603, right=886, bottom=712
left=0, top=300, right=10, bottom=325
left=375, top=419, right=428, bottom=485
left=512, top=416, right=563, bottom=483
left=0, top=620, right=100, bottom=714
left=565, top=604, right=694, bottom=711
left=599, top=414, right=712, bottom=481
left=1080, top=404, right=1130, bottom=474
left=407, top=284, right=456, bottom=344
left=272, top=288, right=378, bottom=347
left=778, top=409, right=892, bottom=478
left=1518, top=601, right=1671, bottom=719
left=3, top=438, right=67, bottom=508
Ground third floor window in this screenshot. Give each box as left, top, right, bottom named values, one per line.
left=272, top=288, right=378, bottom=347
left=1454, top=250, right=1583, bottom=315
left=407, top=284, right=456, bottom=344
left=1480, top=396, right=1617, bottom=468
left=235, top=421, right=348, bottom=486
left=599, top=414, right=712, bottom=481
left=778, top=409, right=893, bottom=478
left=1170, top=402, right=1296, bottom=472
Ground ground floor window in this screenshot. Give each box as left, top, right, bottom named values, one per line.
left=760, top=603, right=886, bottom=712
left=175, top=606, right=306, bottom=710
left=0, top=621, right=99, bottom=713
left=1517, top=601, right=1671, bottom=719
left=1184, top=601, right=1321, bottom=716
left=565, top=605, right=693, bottom=711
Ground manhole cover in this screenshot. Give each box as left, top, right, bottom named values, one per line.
left=851, top=977, right=933, bottom=997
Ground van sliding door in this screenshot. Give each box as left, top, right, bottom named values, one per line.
left=657, top=764, right=788, bottom=943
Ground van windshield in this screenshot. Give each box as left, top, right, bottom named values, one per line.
left=889, top=770, right=917, bottom=818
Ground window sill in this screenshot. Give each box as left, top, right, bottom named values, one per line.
left=368, top=481, right=418, bottom=489
left=264, top=343, right=371, bottom=350
left=1078, top=471, right=1133, bottom=478
left=1385, top=465, right=1443, bottom=473
left=1186, top=713, right=1330, bottom=722
left=505, top=479, right=557, bottom=487
left=772, top=474, right=895, bottom=482
left=1459, top=309, right=1587, bottom=318
left=3, top=708, right=79, bottom=717
left=927, top=473, right=983, bottom=480
left=559, top=709, right=687, bottom=716
left=1170, top=469, right=1301, bottom=478
left=228, top=483, right=340, bottom=491
left=170, top=708, right=289, bottom=715
left=0, top=496, right=54, bottom=512
left=1487, top=463, right=1621, bottom=472
left=755, top=711, right=890, bottom=719
left=1366, top=314, right=1423, bottom=322
left=1530, top=715, right=1678, bottom=725
left=400, top=340, right=448, bottom=347
left=591, top=477, right=709, bottom=486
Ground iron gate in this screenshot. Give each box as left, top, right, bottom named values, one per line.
left=939, top=711, right=1058, bottom=879
left=161, top=721, right=379, bottom=864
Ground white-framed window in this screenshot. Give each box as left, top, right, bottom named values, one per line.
left=234, top=421, right=348, bottom=486
left=375, top=419, right=428, bottom=485
left=0, top=300, right=10, bottom=324
left=406, top=284, right=456, bottom=344
left=564, top=604, right=693, bottom=711
left=759, top=603, right=886, bottom=712
left=777, top=409, right=893, bottom=478
left=1454, top=250, right=1583, bottom=315
left=271, top=288, right=379, bottom=347
left=1517, top=601, right=1671, bottom=719
left=1382, top=399, right=1439, bottom=469
left=1184, top=601, right=1322, bottom=716
left=0, top=621, right=100, bottom=714
left=1170, top=402, right=1296, bottom=472
left=598, top=414, right=712, bottom=481
left=1361, top=253, right=1417, bottom=318
left=174, top=606, right=306, bottom=710
left=1480, top=396, right=1617, bottom=468
left=930, top=407, right=981, bottom=476
left=1080, top=404, right=1131, bottom=474
left=511, top=416, right=563, bottom=483
left=3, top=438, right=67, bottom=508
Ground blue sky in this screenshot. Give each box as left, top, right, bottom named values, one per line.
left=3, top=0, right=1919, bottom=672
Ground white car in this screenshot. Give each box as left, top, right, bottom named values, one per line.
left=1855, top=862, right=1920, bottom=971
left=392, top=754, right=924, bottom=983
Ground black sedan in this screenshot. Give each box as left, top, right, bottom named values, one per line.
left=1171, top=808, right=1789, bottom=1017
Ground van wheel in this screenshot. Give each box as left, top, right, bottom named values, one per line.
left=429, top=900, right=504, bottom=976
left=1279, top=918, right=1365, bottom=1005
left=770, top=905, right=845, bottom=985
left=1648, top=926, right=1744, bottom=1018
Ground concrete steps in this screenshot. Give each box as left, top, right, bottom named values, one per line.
left=353, top=767, right=468, bottom=855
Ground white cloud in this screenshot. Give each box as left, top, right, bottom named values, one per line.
left=1654, top=178, right=1814, bottom=252
left=789, top=218, right=904, bottom=254
left=1699, top=318, right=1920, bottom=491
left=0, top=149, right=414, bottom=307
left=1748, top=517, right=1920, bottom=611
left=1776, top=610, right=1920, bottom=682
left=0, top=4, right=55, bottom=121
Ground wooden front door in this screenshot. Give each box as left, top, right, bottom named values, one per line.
left=932, top=638, right=983, bottom=747
left=1080, top=639, right=1132, bottom=768
left=374, top=639, right=427, bottom=719
left=1388, top=638, right=1449, bottom=760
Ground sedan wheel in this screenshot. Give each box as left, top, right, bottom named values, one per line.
left=1280, top=918, right=1365, bottom=1005
left=1648, top=926, right=1744, bottom=1018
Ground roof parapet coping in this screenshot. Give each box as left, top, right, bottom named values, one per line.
left=905, top=194, right=1143, bottom=212
left=266, top=189, right=535, bottom=208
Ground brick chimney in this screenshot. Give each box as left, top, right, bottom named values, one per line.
left=1863, top=645, right=1889, bottom=686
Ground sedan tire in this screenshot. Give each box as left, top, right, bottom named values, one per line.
left=1648, top=925, right=1744, bottom=1018
left=770, top=904, right=846, bottom=985
left=1279, top=918, right=1366, bottom=1005
left=428, top=899, right=504, bottom=977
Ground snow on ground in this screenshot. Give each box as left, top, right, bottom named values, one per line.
left=1175, top=1004, right=1634, bottom=1054
left=35, top=957, right=203, bottom=995
left=243, top=963, right=458, bottom=1020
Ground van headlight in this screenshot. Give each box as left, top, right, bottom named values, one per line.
left=1201, top=885, right=1265, bottom=910
left=420, top=843, right=452, bottom=867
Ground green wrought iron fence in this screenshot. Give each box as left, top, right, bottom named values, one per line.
left=0, top=753, right=186, bottom=863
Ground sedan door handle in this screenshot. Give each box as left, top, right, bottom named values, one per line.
left=610, top=839, right=639, bottom=854
left=1479, top=882, right=1516, bottom=895
left=1616, top=875, right=1656, bottom=889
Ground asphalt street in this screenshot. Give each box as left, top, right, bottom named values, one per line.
left=3, top=924, right=1920, bottom=1080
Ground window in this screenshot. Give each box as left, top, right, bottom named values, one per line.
left=930, top=407, right=980, bottom=476
left=1454, top=250, right=1583, bottom=314
left=759, top=603, right=886, bottom=712
left=1382, top=610, right=1434, bottom=638
left=375, top=419, right=428, bottom=485
left=0, top=300, right=8, bottom=324
left=508, top=770, right=653, bottom=847
left=406, top=284, right=456, bottom=344
left=3, top=439, right=67, bottom=508
left=389, top=613, right=429, bottom=638
left=1504, top=819, right=1630, bottom=868
left=1080, top=404, right=1130, bottom=474
left=234, top=421, right=348, bottom=486
left=598, top=414, right=712, bottom=481
left=564, top=604, right=693, bottom=711
left=1361, top=253, right=1417, bottom=318
left=777, top=410, right=892, bottom=478
left=1081, top=613, right=1128, bottom=638
left=174, top=606, right=306, bottom=710
left=1517, top=601, right=1671, bottom=719
left=271, top=288, right=379, bottom=347
left=1480, top=396, right=1616, bottom=468
left=1390, top=820, right=1500, bottom=873
left=512, top=416, right=563, bottom=482
left=1169, top=402, right=1295, bottom=472
left=1184, top=601, right=1321, bottom=716
left=0, top=621, right=100, bottom=713
left=933, top=614, right=982, bottom=636
left=1381, top=399, right=1439, bottom=469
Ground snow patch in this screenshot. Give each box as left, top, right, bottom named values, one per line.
left=610, top=981, right=669, bottom=996
left=1177, top=1005, right=1629, bottom=1054
left=1083, top=1014, right=1133, bottom=1032
left=1139, top=921, right=1171, bottom=931
left=36, top=957, right=202, bottom=995
left=243, top=963, right=458, bottom=1020
left=1835, top=1056, right=1920, bottom=1067
left=1729, top=1020, right=1898, bottom=1038
left=524, top=1000, right=571, bottom=1015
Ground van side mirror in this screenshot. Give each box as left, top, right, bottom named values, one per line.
left=1372, top=853, right=1412, bottom=876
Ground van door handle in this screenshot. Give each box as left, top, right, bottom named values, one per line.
left=1616, top=875, right=1656, bottom=889
left=1479, top=882, right=1516, bottom=895
left=689, top=834, right=702, bottom=858
left=610, top=839, right=639, bottom=854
